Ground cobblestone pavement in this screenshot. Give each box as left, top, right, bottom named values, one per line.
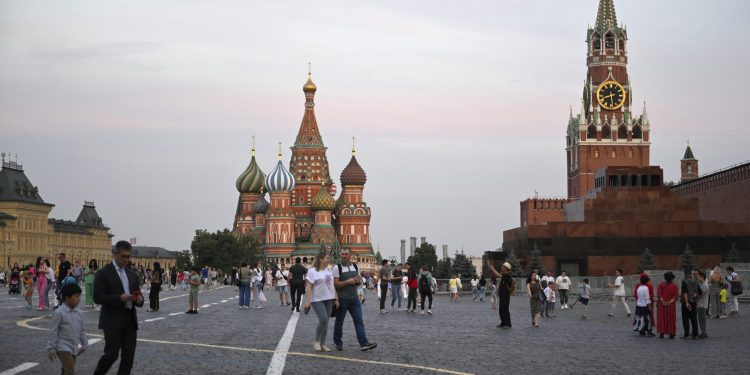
left=1, top=286, right=749, bottom=374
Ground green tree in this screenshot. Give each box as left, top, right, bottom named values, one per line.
left=725, top=242, right=740, bottom=263
left=505, top=249, right=524, bottom=277
left=433, top=257, right=453, bottom=279
left=407, top=242, right=438, bottom=271
left=637, top=247, right=656, bottom=273
left=191, top=229, right=262, bottom=273
left=527, top=243, right=543, bottom=276
left=175, top=250, right=193, bottom=271
left=453, top=251, right=476, bottom=278
left=681, top=244, right=694, bottom=273
left=375, top=250, right=383, bottom=264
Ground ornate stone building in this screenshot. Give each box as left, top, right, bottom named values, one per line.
left=233, top=73, right=377, bottom=270
left=0, top=157, right=113, bottom=269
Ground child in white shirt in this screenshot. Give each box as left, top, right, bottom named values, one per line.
left=544, top=282, right=557, bottom=317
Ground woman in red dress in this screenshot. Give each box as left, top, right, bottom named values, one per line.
left=656, top=272, right=679, bottom=338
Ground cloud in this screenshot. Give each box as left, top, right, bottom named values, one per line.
left=32, top=41, right=163, bottom=64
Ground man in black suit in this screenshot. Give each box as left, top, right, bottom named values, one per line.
left=94, top=241, right=144, bottom=375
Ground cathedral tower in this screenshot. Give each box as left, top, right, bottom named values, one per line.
left=680, top=143, right=699, bottom=183
left=566, top=0, right=651, bottom=198
left=265, top=145, right=297, bottom=259
left=336, top=141, right=373, bottom=257
left=233, top=137, right=265, bottom=235
left=289, top=71, right=333, bottom=242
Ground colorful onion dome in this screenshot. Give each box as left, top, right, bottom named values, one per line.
left=340, top=155, right=367, bottom=186
left=251, top=194, right=269, bottom=215
left=303, top=73, right=317, bottom=93
left=266, top=160, right=295, bottom=193
left=311, top=185, right=336, bottom=211
left=236, top=155, right=266, bottom=193
left=335, top=194, right=346, bottom=210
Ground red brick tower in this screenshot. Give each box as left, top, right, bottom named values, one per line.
left=336, top=141, right=373, bottom=257
left=265, top=145, right=297, bottom=258
left=289, top=71, right=332, bottom=242
left=680, top=143, right=699, bottom=183
left=566, top=0, right=651, bottom=199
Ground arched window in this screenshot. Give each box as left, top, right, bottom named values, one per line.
left=592, top=34, right=601, bottom=51
left=602, top=125, right=611, bottom=139
left=687, top=164, right=692, bottom=174
left=632, top=125, right=642, bottom=139
left=618, top=125, right=627, bottom=139
left=587, top=125, right=597, bottom=140
left=605, top=33, right=615, bottom=49
left=611, top=150, right=616, bottom=158
left=594, top=149, right=600, bottom=158
left=618, top=39, right=625, bottom=51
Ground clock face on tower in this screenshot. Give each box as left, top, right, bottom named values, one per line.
left=596, top=81, right=626, bottom=111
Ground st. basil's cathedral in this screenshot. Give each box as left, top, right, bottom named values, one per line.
left=231, top=73, right=377, bottom=269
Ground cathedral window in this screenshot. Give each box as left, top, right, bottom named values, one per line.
left=587, top=125, right=597, bottom=140
left=618, top=125, right=627, bottom=140
left=632, top=125, right=642, bottom=139
left=605, top=33, right=615, bottom=49
left=594, top=149, right=599, bottom=158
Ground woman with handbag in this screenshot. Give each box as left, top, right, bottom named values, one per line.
left=726, top=266, right=742, bottom=315
left=303, top=252, right=339, bottom=352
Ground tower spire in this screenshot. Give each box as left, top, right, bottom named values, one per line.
left=252, top=135, right=256, bottom=157
left=595, top=0, right=618, bottom=29
left=278, top=142, right=282, bottom=160
left=352, top=137, right=356, bottom=156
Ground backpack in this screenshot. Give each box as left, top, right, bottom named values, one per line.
left=419, top=274, right=430, bottom=292
left=686, top=279, right=701, bottom=304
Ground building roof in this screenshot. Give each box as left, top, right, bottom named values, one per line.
left=683, top=145, right=696, bottom=160
left=0, top=211, right=16, bottom=220
left=113, top=245, right=178, bottom=259
left=0, top=161, right=51, bottom=205
left=76, top=201, right=108, bottom=229
left=49, top=218, right=90, bottom=234
left=236, top=151, right=266, bottom=194
left=595, top=0, right=618, bottom=30
left=266, top=159, right=296, bottom=192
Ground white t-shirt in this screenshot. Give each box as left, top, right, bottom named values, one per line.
left=556, top=276, right=571, bottom=290
left=544, top=286, right=556, bottom=302
left=307, top=268, right=336, bottom=302
left=541, top=275, right=555, bottom=284
left=470, top=279, right=478, bottom=287
left=636, top=285, right=650, bottom=307
left=614, top=276, right=626, bottom=296
left=276, top=270, right=289, bottom=287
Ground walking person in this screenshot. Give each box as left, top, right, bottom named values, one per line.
left=490, top=275, right=498, bottom=309
left=45, top=259, right=55, bottom=309
left=332, top=248, right=377, bottom=351
left=544, top=281, right=557, bottom=317
left=656, top=272, right=678, bottom=339
left=725, top=266, right=741, bottom=316
left=93, top=241, right=144, bottom=375
left=251, top=262, right=264, bottom=309
left=238, top=262, right=251, bottom=309
left=170, top=267, right=177, bottom=290
left=186, top=267, right=201, bottom=314
left=47, top=283, right=88, bottom=375
left=527, top=273, right=543, bottom=327
left=696, top=270, right=709, bottom=338
left=84, top=259, right=98, bottom=309
left=176, top=270, right=185, bottom=291
left=36, top=256, right=48, bottom=310
left=449, top=274, right=458, bottom=302
left=406, top=262, right=418, bottom=313
left=471, top=276, right=479, bottom=302
left=289, top=257, right=307, bottom=312
left=633, top=275, right=653, bottom=336
left=478, top=275, right=486, bottom=302
left=276, top=263, right=290, bottom=307
left=556, top=271, right=571, bottom=309
left=418, top=266, right=435, bottom=315
left=390, top=264, right=403, bottom=310
left=708, top=267, right=722, bottom=318
left=608, top=269, right=632, bottom=317
left=487, top=261, right=514, bottom=328
left=303, top=252, right=337, bottom=352
left=569, top=278, right=592, bottom=320
left=55, top=253, right=72, bottom=309
left=147, top=262, right=161, bottom=312
left=378, top=259, right=391, bottom=314
left=680, top=270, right=700, bottom=339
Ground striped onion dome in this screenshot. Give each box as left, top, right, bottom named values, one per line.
left=311, top=186, right=336, bottom=211
left=251, top=194, right=269, bottom=215
left=235, top=155, right=266, bottom=193
left=265, top=160, right=295, bottom=193
left=340, top=155, right=367, bottom=186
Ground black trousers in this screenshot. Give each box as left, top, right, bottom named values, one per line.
left=94, top=312, right=137, bottom=375
left=407, top=288, right=418, bottom=310
left=149, top=283, right=160, bottom=310
left=559, top=289, right=569, bottom=305
left=290, top=282, right=304, bottom=309
left=681, top=302, right=698, bottom=337
left=499, top=294, right=512, bottom=326
left=420, top=289, right=433, bottom=310
left=379, top=283, right=389, bottom=310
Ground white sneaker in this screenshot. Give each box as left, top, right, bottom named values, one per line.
left=427, top=309, right=432, bottom=315
left=313, top=342, right=322, bottom=352
left=420, top=310, right=425, bottom=315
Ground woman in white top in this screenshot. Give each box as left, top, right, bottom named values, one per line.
left=304, top=252, right=339, bottom=352
left=633, top=275, right=653, bottom=336
left=251, top=263, right=264, bottom=308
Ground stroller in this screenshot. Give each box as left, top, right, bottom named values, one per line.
left=8, top=271, right=21, bottom=295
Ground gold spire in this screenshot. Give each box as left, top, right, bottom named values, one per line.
left=303, top=63, right=317, bottom=93
left=277, top=142, right=282, bottom=160
left=251, top=135, right=256, bottom=157
left=352, top=136, right=356, bottom=156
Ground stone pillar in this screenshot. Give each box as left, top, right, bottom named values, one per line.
left=442, top=245, right=448, bottom=260
left=410, top=237, right=417, bottom=257
left=400, top=240, right=406, bottom=264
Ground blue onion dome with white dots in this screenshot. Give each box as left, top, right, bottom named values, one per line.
left=251, top=194, right=269, bottom=215
left=265, top=150, right=295, bottom=193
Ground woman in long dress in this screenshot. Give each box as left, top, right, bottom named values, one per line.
left=656, top=271, right=678, bottom=338
left=527, top=273, right=542, bottom=327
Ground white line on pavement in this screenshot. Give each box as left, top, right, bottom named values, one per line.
left=0, top=362, right=39, bottom=375
left=200, top=304, right=211, bottom=308
left=266, top=311, right=299, bottom=375
left=89, top=338, right=102, bottom=345
left=144, top=317, right=165, bottom=322
left=220, top=300, right=228, bottom=303
left=169, top=312, right=184, bottom=316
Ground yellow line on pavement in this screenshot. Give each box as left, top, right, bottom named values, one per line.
left=17, top=316, right=472, bottom=375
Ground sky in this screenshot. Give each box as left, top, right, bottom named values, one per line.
left=2, top=1, right=749, bottom=259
